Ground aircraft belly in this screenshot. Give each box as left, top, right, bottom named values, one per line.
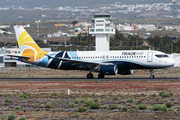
left=104, top=61, right=149, bottom=69
left=122, top=62, right=150, bottom=69
left=121, top=62, right=165, bottom=69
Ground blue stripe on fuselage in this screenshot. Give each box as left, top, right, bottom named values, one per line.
left=48, top=52, right=64, bottom=69
left=36, top=52, right=57, bottom=67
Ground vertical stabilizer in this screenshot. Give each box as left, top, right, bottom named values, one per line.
left=14, top=26, right=48, bottom=62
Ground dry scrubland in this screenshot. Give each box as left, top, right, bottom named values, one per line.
left=0, top=67, right=180, bottom=119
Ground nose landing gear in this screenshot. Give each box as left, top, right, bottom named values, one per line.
left=149, top=69, right=154, bottom=79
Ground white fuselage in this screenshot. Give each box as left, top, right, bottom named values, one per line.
left=33, top=50, right=175, bottom=70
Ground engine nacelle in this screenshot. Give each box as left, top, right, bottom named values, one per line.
left=118, top=69, right=133, bottom=75
left=99, top=65, right=118, bottom=75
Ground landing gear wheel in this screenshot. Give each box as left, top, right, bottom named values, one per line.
left=98, top=73, right=104, bottom=78
left=150, top=75, right=154, bottom=79
left=149, top=69, right=154, bottom=79
left=87, top=73, right=94, bottom=79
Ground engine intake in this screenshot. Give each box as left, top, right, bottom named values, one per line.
left=118, top=69, right=133, bottom=75
left=99, top=65, right=118, bottom=75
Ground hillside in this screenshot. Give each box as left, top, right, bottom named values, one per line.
left=0, top=0, right=172, bottom=8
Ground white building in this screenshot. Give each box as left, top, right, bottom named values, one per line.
left=0, top=30, right=5, bottom=34
left=89, top=12, right=115, bottom=51
left=137, top=25, right=146, bottom=30
left=47, top=31, right=68, bottom=37
left=146, top=25, right=156, bottom=31
left=81, top=22, right=91, bottom=27
left=164, top=26, right=173, bottom=31
left=75, top=27, right=82, bottom=32
left=123, top=26, right=134, bottom=31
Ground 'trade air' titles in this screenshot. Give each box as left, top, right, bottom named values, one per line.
left=122, top=52, right=144, bottom=56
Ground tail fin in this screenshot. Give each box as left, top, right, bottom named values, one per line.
left=14, top=26, right=48, bottom=62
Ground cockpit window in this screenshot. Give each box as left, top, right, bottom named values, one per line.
left=155, top=55, right=169, bottom=58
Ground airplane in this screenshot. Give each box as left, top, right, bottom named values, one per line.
left=8, top=25, right=175, bottom=79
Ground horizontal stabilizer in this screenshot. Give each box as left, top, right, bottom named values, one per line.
left=7, top=55, right=30, bottom=60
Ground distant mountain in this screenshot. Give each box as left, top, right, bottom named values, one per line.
left=0, top=0, right=172, bottom=8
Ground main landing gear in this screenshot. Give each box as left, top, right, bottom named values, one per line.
left=149, top=69, right=154, bottom=79
left=86, top=69, right=105, bottom=79
left=86, top=73, right=105, bottom=79
left=87, top=69, right=94, bottom=79
left=98, top=73, right=104, bottom=78
left=87, top=73, right=94, bottom=79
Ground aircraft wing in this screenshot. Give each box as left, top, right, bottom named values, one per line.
left=46, top=54, right=112, bottom=67
left=7, top=55, right=30, bottom=60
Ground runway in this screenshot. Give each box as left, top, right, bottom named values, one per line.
left=0, top=78, right=179, bottom=81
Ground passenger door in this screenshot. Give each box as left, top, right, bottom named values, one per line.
left=147, top=52, right=153, bottom=62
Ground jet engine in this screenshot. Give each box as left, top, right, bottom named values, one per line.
left=118, top=69, right=133, bottom=75
left=99, top=65, right=118, bottom=75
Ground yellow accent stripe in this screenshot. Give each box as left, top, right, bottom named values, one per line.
left=18, top=35, right=34, bottom=46
left=18, top=31, right=29, bottom=44
left=21, top=43, right=48, bottom=60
